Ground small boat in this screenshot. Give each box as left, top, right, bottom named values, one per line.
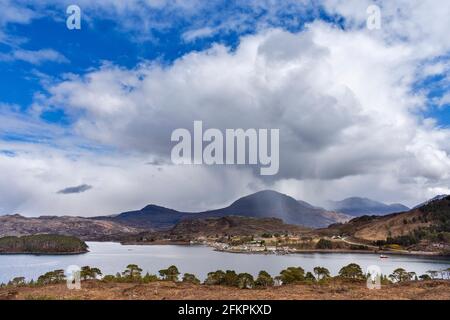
left=380, top=254, right=388, bottom=259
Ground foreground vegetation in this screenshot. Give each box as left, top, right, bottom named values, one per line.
left=2, top=263, right=450, bottom=290
left=0, top=234, right=88, bottom=254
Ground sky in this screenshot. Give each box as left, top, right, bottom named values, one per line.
left=0, top=0, right=450, bottom=216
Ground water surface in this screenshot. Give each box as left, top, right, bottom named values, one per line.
left=0, top=242, right=449, bottom=283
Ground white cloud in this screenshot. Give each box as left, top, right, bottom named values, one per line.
left=182, top=27, right=215, bottom=42
left=1, top=1, right=450, bottom=214
left=0, top=140, right=260, bottom=215
left=0, top=48, right=69, bottom=64
left=323, top=0, right=450, bottom=57
left=22, top=23, right=449, bottom=210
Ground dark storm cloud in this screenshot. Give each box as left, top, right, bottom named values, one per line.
left=57, top=184, right=93, bottom=194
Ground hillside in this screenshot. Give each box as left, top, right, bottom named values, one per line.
left=0, top=214, right=141, bottom=240
left=325, top=197, right=409, bottom=216
left=317, top=196, right=450, bottom=252
left=124, top=216, right=310, bottom=243
left=0, top=234, right=88, bottom=254
left=413, top=195, right=449, bottom=209
left=107, top=190, right=351, bottom=229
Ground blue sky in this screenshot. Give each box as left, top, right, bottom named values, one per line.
left=0, top=1, right=342, bottom=119
left=1, top=1, right=448, bottom=129
left=1, top=1, right=450, bottom=216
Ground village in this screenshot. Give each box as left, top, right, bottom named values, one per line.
left=189, top=233, right=359, bottom=255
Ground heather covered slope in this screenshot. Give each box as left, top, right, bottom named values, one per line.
left=1, top=279, right=449, bottom=300
left=0, top=214, right=140, bottom=240
left=122, top=216, right=310, bottom=243
left=317, top=196, right=450, bottom=252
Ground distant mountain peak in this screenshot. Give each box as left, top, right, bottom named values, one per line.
left=111, top=190, right=350, bottom=229
left=325, top=197, right=409, bottom=217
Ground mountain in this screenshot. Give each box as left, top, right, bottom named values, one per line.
left=200, top=190, right=350, bottom=227
left=106, top=190, right=351, bottom=229
left=413, top=194, right=449, bottom=209
left=325, top=197, right=409, bottom=216
left=106, top=205, right=187, bottom=230
left=318, top=196, right=450, bottom=250
left=0, top=214, right=141, bottom=240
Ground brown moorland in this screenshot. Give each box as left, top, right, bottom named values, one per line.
left=1, top=280, right=449, bottom=300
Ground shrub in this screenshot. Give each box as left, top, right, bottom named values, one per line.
left=142, top=273, right=158, bottom=283
left=102, top=275, right=116, bottom=282
left=304, top=272, right=316, bottom=283
left=182, top=273, right=200, bottom=285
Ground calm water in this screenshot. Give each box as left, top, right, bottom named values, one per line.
left=0, top=242, right=449, bottom=283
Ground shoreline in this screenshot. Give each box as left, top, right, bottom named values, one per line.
left=116, top=240, right=448, bottom=258
left=0, top=250, right=89, bottom=256
left=214, top=247, right=448, bottom=258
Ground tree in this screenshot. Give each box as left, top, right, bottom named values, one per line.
left=304, top=272, right=316, bottom=282
left=9, top=277, right=26, bottom=287
left=316, top=239, right=333, bottom=249
left=37, top=269, right=66, bottom=285
left=313, top=266, right=331, bottom=281
left=338, top=263, right=364, bottom=280
left=159, top=265, right=180, bottom=282
left=182, top=273, right=200, bottom=285
left=223, top=270, right=239, bottom=287
left=81, top=266, right=103, bottom=280
left=255, top=271, right=274, bottom=288
left=204, top=270, right=226, bottom=285
left=237, top=273, right=254, bottom=289
left=53, top=270, right=66, bottom=283
left=122, top=264, right=143, bottom=280
left=279, top=267, right=305, bottom=284
left=419, top=274, right=431, bottom=280
left=389, top=268, right=410, bottom=282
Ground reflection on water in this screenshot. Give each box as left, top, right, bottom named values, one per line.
left=0, top=242, right=449, bottom=283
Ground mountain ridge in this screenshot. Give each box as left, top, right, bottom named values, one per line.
left=102, top=190, right=351, bottom=229
left=325, top=197, right=409, bottom=216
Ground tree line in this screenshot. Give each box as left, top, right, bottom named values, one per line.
left=2, top=264, right=450, bottom=289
